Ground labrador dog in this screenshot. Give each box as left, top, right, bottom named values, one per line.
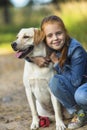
left=11, top=28, right=65, bottom=130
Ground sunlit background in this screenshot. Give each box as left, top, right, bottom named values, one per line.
left=0, top=0, right=87, bottom=54
left=10, top=0, right=52, bottom=7
left=10, top=0, right=29, bottom=7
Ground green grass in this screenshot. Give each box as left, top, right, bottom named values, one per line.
left=0, top=1, right=87, bottom=54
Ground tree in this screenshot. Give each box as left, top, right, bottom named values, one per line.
left=0, top=0, right=13, bottom=24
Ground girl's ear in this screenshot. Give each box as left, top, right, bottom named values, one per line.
left=34, top=29, right=45, bottom=45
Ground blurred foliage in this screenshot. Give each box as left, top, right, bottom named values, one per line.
left=0, top=0, right=13, bottom=24
left=0, top=1, right=87, bottom=54
left=0, top=5, right=53, bottom=43
left=60, top=1, right=87, bottom=49
left=0, top=0, right=12, bottom=6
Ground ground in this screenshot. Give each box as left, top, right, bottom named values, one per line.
left=0, top=53, right=87, bottom=130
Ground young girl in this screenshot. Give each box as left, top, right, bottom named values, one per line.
left=31, top=15, right=87, bottom=129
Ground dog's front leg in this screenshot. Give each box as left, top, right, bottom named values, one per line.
left=50, top=92, right=66, bottom=130
left=25, top=87, right=39, bottom=130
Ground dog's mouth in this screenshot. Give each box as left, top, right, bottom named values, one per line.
left=15, top=45, right=34, bottom=58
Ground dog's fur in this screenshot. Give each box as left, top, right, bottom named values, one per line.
left=11, top=28, right=65, bottom=130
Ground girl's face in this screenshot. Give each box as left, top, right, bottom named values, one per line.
left=43, top=23, right=66, bottom=51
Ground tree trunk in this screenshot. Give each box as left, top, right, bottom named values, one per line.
left=3, top=5, right=10, bottom=24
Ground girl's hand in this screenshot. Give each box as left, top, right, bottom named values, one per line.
left=50, top=52, right=59, bottom=64
left=31, top=56, right=50, bottom=67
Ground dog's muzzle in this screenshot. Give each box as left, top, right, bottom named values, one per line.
left=11, top=42, right=34, bottom=58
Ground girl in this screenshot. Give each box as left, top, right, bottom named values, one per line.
left=31, top=15, right=87, bottom=129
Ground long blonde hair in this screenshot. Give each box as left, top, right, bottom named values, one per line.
left=41, top=15, right=70, bottom=68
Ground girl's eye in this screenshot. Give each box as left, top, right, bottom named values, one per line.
left=47, top=34, right=52, bottom=38
left=56, top=31, right=62, bottom=35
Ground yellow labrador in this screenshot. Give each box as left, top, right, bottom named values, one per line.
left=11, top=28, right=65, bottom=130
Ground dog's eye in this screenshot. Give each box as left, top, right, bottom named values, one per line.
left=23, top=36, right=30, bottom=39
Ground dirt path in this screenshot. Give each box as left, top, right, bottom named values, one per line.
left=0, top=53, right=87, bottom=130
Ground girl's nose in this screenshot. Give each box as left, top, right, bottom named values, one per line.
left=53, top=34, right=58, bottom=40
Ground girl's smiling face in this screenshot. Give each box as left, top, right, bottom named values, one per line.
left=43, top=23, right=66, bottom=51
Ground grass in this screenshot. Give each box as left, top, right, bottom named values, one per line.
left=0, top=1, right=87, bottom=54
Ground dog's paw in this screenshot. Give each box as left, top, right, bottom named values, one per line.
left=30, top=116, right=39, bottom=130
left=56, top=121, right=66, bottom=130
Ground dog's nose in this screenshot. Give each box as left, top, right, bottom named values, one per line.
left=11, top=42, right=17, bottom=50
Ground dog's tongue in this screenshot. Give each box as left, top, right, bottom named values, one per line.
left=15, top=51, right=22, bottom=58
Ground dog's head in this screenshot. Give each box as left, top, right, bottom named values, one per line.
left=11, top=28, right=45, bottom=58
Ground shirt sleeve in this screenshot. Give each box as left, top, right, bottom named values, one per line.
left=53, top=47, right=86, bottom=87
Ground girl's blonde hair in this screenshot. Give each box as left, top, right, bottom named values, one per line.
left=40, top=15, right=70, bottom=68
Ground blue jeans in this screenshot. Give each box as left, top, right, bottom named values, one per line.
left=49, top=74, right=77, bottom=114
left=49, top=74, right=87, bottom=114
left=75, top=83, right=87, bottom=112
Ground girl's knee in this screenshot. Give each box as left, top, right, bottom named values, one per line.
left=75, top=83, right=87, bottom=105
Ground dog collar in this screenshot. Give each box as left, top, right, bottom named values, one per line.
left=24, top=56, right=33, bottom=62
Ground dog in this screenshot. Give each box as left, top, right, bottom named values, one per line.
left=11, top=28, right=66, bottom=130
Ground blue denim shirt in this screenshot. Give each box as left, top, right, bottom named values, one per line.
left=54, top=38, right=87, bottom=87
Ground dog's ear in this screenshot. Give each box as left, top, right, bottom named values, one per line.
left=34, top=29, right=45, bottom=45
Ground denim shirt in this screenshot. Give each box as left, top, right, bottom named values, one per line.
left=54, top=38, right=87, bottom=87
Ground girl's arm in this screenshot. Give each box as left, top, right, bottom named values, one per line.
left=29, top=56, right=50, bottom=67
left=53, top=47, right=86, bottom=87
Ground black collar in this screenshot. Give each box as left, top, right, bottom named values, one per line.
left=24, top=56, right=32, bottom=62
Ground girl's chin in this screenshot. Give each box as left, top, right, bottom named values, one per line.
left=52, top=45, right=61, bottom=50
